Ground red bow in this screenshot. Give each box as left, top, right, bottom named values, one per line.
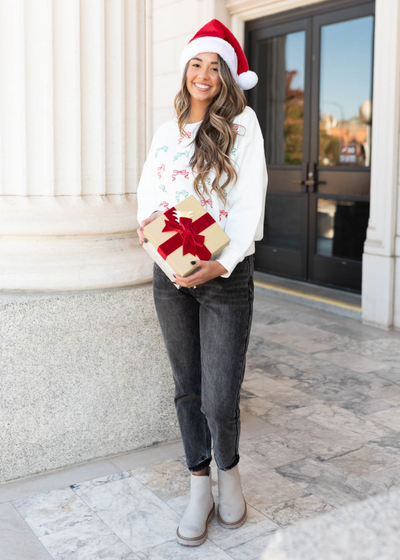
left=157, top=207, right=214, bottom=261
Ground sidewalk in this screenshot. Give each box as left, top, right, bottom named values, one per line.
left=1, top=287, right=400, bottom=560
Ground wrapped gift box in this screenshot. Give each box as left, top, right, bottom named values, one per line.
left=142, top=195, right=230, bottom=288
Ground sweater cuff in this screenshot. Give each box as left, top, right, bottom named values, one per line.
left=215, top=246, right=243, bottom=279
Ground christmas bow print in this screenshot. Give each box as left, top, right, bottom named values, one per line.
left=157, top=163, right=165, bottom=179
left=219, top=210, right=228, bottom=221
left=178, top=131, right=192, bottom=145
left=154, top=145, right=168, bottom=158
left=200, top=198, right=213, bottom=209
left=173, top=151, right=190, bottom=161
left=172, top=169, right=189, bottom=182
left=175, top=190, right=189, bottom=203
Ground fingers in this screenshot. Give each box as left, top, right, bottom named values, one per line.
left=137, top=227, right=144, bottom=246
left=174, top=271, right=202, bottom=288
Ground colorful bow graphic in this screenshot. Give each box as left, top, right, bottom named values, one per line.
left=178, top=131, right=192, bottom=145
left=157, top=163, right=165, bottom=179
left=200, top=198, right=213, bottom=209
left=172, top=169, right=190, bottom=182
left=173, top=151, right=189, bottom=161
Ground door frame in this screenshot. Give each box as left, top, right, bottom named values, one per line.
left=245, top=0, right=375, bottom=293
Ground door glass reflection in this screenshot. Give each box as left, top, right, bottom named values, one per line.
left=265, top=194, right=302, bottom=250
left=317, top=198, right=369, bottom=260
left=260, top=31, right=305, bottom=165
left=319, top=16, right=374, bottom=167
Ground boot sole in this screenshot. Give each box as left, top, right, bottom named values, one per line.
left=176, top=502, right=215, bottom=546
left=217, top=500, right=247, bottom=529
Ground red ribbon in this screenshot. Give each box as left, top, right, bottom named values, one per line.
left=157, top=206, right=215, bottom=261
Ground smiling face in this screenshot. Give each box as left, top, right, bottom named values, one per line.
left=186, top=52, right=222, bottom=104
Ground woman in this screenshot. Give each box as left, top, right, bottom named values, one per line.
left=136, top=19, right=268, bottom=547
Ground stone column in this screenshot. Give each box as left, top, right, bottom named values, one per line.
left=362, top=0, right=400, bottom=329
left=0, top=0, right=180, bottom=484
left=0, top=0, right=153, bottom=290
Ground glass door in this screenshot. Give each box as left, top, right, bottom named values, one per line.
left=309, top=5, right=374, bottom=291
left=248, top=1, right=375, bottom=292
left=251, top=19, right=311, bottom=280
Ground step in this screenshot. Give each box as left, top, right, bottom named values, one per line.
left=253, top=271, right=362, bottom=321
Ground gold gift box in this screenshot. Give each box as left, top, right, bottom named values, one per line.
left=142, top=195, right=230, bottom=281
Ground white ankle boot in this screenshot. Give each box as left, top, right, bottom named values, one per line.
left=217, top=464, right=247, bottom=529
left=176, top=466, right=215, bottom=546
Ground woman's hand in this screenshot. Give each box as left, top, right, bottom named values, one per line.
left=174, top=259, right=228, bottom=288
left=137, top=211, right=163, bottom=245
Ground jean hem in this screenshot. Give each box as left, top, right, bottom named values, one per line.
left=188, top=457, right=212, bottom=473
left=216, top=453, right=240, bottom=472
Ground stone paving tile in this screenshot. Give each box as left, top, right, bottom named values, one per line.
left=291, top=403, right=393, bottom=441
left=255, top=414, right=366, bottom=461
left=327, top=444, right=400, bottom=477
left=129, top=456, right=194, bottom=502
left=241, top=373, right=322, bottom=408
left=275, top=458, right=382, bottom=508
left=2, top=291, right=400, bottom=559
left=363, top=406, right=400, bottom=432
left=0, top=502, right=53, bottom=560
left=261, top=494, right=335, bottom=528
left=240, top=433, right=310, bottom=469
left=368, top=384, right=400, bottom=405
left=375, top=367, right=400, bottom=386
left=312, top=350, right=389, bottom=374
left=237, top=454, right=306, bottom=511
left=70, top=472, right=180, bottom=553
left=207, top=504, right=279, bottom=560
left=362, top=465, right=400, bottom=492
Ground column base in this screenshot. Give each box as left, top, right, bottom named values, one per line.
left=0, top=233, right=153, bottom=290
left=0, top=284, right=180, bottom=483
left=362, top=252, right=395, bottom=329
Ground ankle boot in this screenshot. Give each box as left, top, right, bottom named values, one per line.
left=217, top=464, right=247, bottom=529
left=176, top=466, right=215, bottom=546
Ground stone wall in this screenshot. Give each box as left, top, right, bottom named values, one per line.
left=0, top=285, right=180, bottom=483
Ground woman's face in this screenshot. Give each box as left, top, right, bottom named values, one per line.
left=186, top=52, right=221, bottom=103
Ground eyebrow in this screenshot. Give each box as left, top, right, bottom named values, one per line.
left=192, top=57, right=218, bottom=64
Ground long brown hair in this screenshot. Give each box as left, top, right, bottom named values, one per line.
left=174, top=55, right=247, bottom=203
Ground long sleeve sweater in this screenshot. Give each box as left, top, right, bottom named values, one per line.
left=136, top=105, right=268, bottom=278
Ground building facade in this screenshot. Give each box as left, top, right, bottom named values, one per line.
left=153, top=0, right=400, bottom=332
left=0, top=0, right=399, bottom=481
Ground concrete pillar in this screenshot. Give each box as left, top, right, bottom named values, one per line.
left=362, top=0, right=400, bottom=330
left=0, top=0, right=153, bottom=291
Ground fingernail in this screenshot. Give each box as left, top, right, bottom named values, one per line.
left=144, top=238, right=148, bottom=243
left=190, top=261, right=196, bottom=265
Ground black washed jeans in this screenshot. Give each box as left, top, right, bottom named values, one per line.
left=152, top=254, right=255, bottom=472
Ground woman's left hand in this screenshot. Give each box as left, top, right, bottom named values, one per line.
left=174, top=260, right=228, bottom=288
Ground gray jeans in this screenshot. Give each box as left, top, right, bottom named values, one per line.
left=152, top=254, right=255, bottom=472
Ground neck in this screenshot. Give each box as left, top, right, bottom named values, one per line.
left=188, top=97, right=210, bottom=123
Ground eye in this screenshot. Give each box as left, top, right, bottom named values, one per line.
left=192, top=63, right=200, bottom=67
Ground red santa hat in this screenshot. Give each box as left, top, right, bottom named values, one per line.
left=180, top=19, right=258, bottom=90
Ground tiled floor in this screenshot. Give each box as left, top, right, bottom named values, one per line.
left=1, top=288, right=400, bottom=560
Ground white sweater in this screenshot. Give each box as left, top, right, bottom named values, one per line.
left=136, top=105, right=268, bottom=278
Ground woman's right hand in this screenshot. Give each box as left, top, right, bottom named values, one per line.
left=137, top=211, right=163, bottom=245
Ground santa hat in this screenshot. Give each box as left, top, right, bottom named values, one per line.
left=180, top=19, right=258, bottom=90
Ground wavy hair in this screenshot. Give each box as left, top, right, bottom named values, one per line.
left=174, top=55, right=247, bottom=204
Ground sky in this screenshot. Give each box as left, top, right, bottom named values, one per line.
left=283, top=15, right=374, bottom=121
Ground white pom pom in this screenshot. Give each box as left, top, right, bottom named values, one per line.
left=237, top=70, right=258, bottom=90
